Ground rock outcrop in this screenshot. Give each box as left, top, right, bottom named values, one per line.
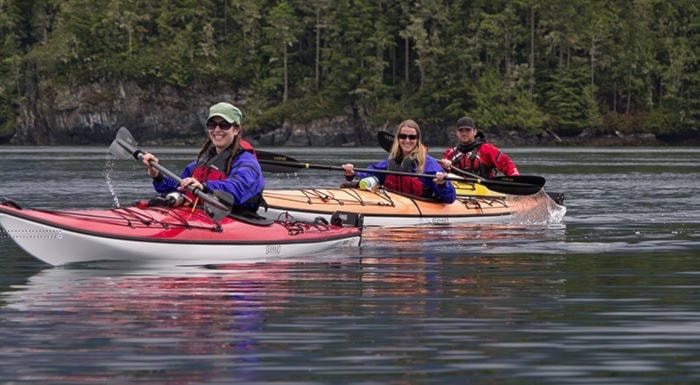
left=8, top=80, right=661, bottom=148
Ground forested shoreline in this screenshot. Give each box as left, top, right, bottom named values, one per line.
left=0, top=0, right=698, bottom=145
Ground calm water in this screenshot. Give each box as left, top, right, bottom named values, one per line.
left=1, top=145, right=699, bottom=384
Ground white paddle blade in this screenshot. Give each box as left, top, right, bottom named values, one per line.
left=115, top=126, right=137, bottom=147
left=109, top=127, right=139, bottom=159
left=109, top=140, right=132, bottom=159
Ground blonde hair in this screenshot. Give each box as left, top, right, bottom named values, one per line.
left=196, top=124, right=242, bottom=175
left=388, top=119, right=427, bottom=173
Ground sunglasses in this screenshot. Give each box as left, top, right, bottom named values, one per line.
left=207, top=120, right=234, bottom=131
left=398, top=133, right=418, bottom=140
left=457, top=127, right=475, bottom=132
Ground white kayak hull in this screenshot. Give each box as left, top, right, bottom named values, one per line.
left=263, top=207, right=514, bottom=227
left=0, top=214, right=360, bottom=266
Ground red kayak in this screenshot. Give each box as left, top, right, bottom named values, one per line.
left=0, top=199, right=362, bottom=266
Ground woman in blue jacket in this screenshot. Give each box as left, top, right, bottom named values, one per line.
left=342, top=119, right=456, bottom=203
left=141, top=102, right=265, bottom=214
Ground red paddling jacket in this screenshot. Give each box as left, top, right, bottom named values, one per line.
left=442, top=139, right=519, bottom=178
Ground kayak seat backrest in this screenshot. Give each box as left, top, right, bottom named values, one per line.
left=331, top=211, right=364, bottom=228
left=228, top=211, right=275, bottom=226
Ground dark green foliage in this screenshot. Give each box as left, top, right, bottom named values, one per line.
left=543, top=64, right=600, bottom=136
left=0, top=0, right=25, bottom=138
left=472, top=69, right=548, bottom=134
left=0, top=0, right=697, bottom=142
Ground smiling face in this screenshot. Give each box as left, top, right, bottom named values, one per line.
left=397, top=125, right=419, bottom=155
left=206, top=117, right=240, bottom=153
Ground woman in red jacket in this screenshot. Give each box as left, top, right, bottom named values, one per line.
left=440, top=116, right=520, bottom=178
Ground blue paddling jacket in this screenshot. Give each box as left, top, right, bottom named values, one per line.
left=153, top=149, right=265, bottom=213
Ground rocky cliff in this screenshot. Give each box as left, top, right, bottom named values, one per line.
left=15, top=81, right=236, bottom=146
left=10, top=81, right=386, bottom=147
left=7, top=81, right=663, bottom=148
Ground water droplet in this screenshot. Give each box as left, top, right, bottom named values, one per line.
left=103, top=156, right=121, bottom=208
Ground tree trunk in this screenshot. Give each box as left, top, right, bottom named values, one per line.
left=315, top=7, right=320, bottom=90
left=626, top=73, right=631, bottom=114
left=529, top=6, right=535, bottom=96
left=590, top=37, right=595, bottom=86
left=391, top=45, right=396, bottom=85
left=505, top=32, right=511, bottom=78
left=404, top=36, right=409, bottom=83
left=474, top=16, right=481, bottom=80
left=283, top=44, right=288, bottom=102
left=419, top=56, right=424, bottom=90
left=559, top=40, right=563, bottom=68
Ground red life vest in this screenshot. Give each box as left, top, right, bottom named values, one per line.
left=187, top=145, right=266, bottom=213
left=382, top=156, right=427, bottom=197
left=240, top=139, right=256, bottom=158
left=384, top=175, right=424, bottom=196
left=444, top=139, right=519, bottom=178
left=186, top=149, right=231, bottom=202
left=448, top=142, right=498, bottom=179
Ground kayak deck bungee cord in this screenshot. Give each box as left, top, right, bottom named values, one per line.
left=261, top=187, right=515, bottom=227
left=0, top=199, right=362, bottom=266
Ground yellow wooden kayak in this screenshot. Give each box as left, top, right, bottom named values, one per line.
left=261, top=187, right=519, bottom=227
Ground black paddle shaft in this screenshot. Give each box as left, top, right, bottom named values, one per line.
left=257, top=159, right=541, bottom=191
left=112, top=132, right=230, bottom=213
left=375, top=130, right=545, bottom=195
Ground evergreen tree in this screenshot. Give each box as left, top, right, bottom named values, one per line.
left=544, top=64, right=599, bottom=136
left=0, top=0, right=24, bottom=139
left=0, top=0, right=698, bottom=144
left=261, top=1, right=300, bottom=103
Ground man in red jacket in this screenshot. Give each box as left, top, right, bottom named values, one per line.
left=440, top=116, right=520, bottom=178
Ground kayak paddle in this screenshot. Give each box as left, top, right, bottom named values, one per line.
left=256, top=158, right=544, bottom=195
left=109, top=127, right=234, bottom=220
left=376, top=130, right=545, bottom=195
left=255, top=150, right=302, bottom=173
left=377, top=130, right=395, bottom=152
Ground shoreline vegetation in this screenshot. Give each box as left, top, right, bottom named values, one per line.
left=0, top=1, right=697, bottom=146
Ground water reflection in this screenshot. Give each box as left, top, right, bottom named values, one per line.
left=2, top=263, right=353, bottom=384
left=3, top=249, right=700, bottom=384
left=2, top=146, right=700, bottom=384
left=362, top=223, right=568, bottom=256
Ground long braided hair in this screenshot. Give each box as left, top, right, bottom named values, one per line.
left=388, top=119, right=427, bottom=173
left=195, top=125, right=242, bottom=175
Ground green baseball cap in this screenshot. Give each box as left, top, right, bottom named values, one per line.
left=208, top=102, right=242, bottom=125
